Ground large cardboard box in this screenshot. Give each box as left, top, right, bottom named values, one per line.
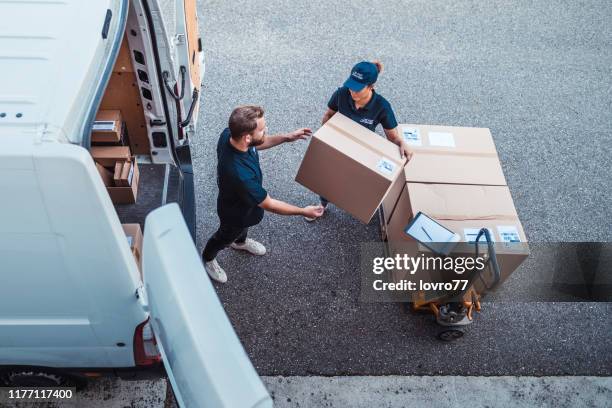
left=381, top=124, right=507, bottom=225
left=296, top=113, right=406, bottom=223
left=122, top=223, right=143, bottom=274
left=91, top=146, right=131, bottom=167
left=386, top=182, right=529, bottom=300
left=107, top=158, right=139, bottom=204
left=92, top=110, right=124, bottom=144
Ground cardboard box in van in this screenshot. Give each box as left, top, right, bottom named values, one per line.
left=107, top=158, right=139, bottom=204
left=91, top=146, right=131, bottom=167
left=122, top=223, right=143, bottom=273
left=386, top=182, right=529, bottom=299
left=113, top=161, right=132, bottom=187
left=91, top=110, right=124, bottom=144
left=381, top=125, right=507, bottom=225
left=95, top=163, right=113, bottom=187
left=295, top=112, right=407, bottom=224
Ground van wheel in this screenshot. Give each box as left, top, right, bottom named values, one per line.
left=0, top=368, right=85, bottom=389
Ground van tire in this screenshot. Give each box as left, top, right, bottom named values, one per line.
left=0, top=367, right=87, bottom=390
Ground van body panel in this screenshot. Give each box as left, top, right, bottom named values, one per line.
left=143, top=204, right=273, bottom=408
left=0, top=0, right=127, bottom=145
left=0, top=141, right=147, bottom=368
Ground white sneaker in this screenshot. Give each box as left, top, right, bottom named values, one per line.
left=204, top=259, right=227, bottom=283
left=230, top=238, right=266, bottom=256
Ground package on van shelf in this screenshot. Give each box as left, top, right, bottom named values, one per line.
left=113, top=161, right=132, bottom=187
left=106, top=157, right=139, bottom=204
left=91, top=146, right=131, bottom=167
left=91, top=110, right=125, bottom=144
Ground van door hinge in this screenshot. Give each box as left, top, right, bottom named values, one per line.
left=173, top=34, right=186, bottom=45
left=135, top=286, right=149, bottom=312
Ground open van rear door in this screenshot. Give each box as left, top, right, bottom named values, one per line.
left=142, top=204, right=272, bottom=408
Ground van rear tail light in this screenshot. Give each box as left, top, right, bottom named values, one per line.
left=133, top=319, right=161, bottom=366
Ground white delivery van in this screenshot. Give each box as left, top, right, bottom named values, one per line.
left=0, top=1, right=273, bottom=407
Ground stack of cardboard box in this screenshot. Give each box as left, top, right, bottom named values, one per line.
left=383, top=124, right=530, bottom=296
left=91, top=110, right=140, bottom=204
left=295, top=116, right=529, bottom=297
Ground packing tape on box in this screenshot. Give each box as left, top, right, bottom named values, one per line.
left=326, top=121, right=404, bottom=168
left=407, top=149, right=499, bottom=158
left=428, top=214, right=520, bottom=221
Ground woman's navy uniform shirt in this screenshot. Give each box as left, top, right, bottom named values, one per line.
left=216, top=128, right=267, bottom=227
left=327, top=86, right=398, bottom=131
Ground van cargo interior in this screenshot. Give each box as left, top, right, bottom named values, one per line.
left=91, top=31, right=182, bottom=229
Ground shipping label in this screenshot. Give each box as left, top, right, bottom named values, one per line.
left=92, top=121, right=115, bottom=131
left=464, top=227, right=496, bottom=243
left=377, top=157, right=396, bottom=176
left=428, top=131, right=456, bottom=147
left=402, top=127, right=422, bottom=146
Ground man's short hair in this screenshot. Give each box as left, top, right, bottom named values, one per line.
left=228, top=105, right=264, bottom=140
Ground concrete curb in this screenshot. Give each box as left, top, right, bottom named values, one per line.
left=262, top=376, right=612, bottom=408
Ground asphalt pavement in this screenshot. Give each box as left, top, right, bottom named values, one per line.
left=191, top=0, right=612, bottom=376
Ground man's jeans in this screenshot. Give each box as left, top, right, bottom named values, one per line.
left=202, top=224, right=248, bottom=262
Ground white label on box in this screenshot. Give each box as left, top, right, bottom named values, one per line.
left=428, top=131, right=456, bottom=147
left=377, top=157, right=396, bottom=176
left=497, top=225, right=521, bottom=243
left=127, top=163, right=135, bottom=185
left=93, top=121, right=115, bottom=131
left=402, top=127, right=422, bottom=146
left=464, top=228, right=496, bottom=243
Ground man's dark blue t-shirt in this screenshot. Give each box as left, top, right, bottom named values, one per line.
left=216, top=128, right=267, bottom=227
left=327, top=86, right=398, bottom=132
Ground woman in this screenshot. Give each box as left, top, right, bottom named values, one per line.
left=307, top=60, right=413, bottom=220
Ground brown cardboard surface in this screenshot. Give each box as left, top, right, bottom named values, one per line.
left=92, top=110, right=123, bottom=144
left=91, top=146, right=131, bottom=167
left=122, top=223, right=143, bottom=275
left=404, top=154, right=506, bottom=185
left=113, top=162, right=123, bottom=186
left=95, top=163, right=113, bottom=187
left=386, top=183, right=529, bottom=299
left=107, top=158, right=139, bottom=204
left=117, top=162, right=131, bottom=187
left=400, top=124, right=497, bottom=154
left=296, top=113, right=406, bottom=223
left=381, top=124, right=507, bottom=225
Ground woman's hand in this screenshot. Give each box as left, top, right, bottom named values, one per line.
left=399, top=141, right=414, bottom=161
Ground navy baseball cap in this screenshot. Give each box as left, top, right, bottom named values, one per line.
left=343, top=61, right=378, bottom=92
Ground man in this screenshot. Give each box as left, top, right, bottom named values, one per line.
left=202, top=105, right=324, bottom=283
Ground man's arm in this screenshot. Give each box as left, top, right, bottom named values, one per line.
left=321, top=108, right=336, bottom=125
left=384, top=127, right=413, bottom=160
left=256, top=128, right=312, bottom=150
left=259, top=195, right=323, bottom=218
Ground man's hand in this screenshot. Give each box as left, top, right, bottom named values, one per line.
left=302, top=205, right=324, bottom=219
left=285, top=128, right=313, bottom=142
left=399, top=142, right=414, bottom=161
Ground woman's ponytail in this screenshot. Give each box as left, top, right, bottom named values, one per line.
left=372, top=60, right=384, bottom=74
